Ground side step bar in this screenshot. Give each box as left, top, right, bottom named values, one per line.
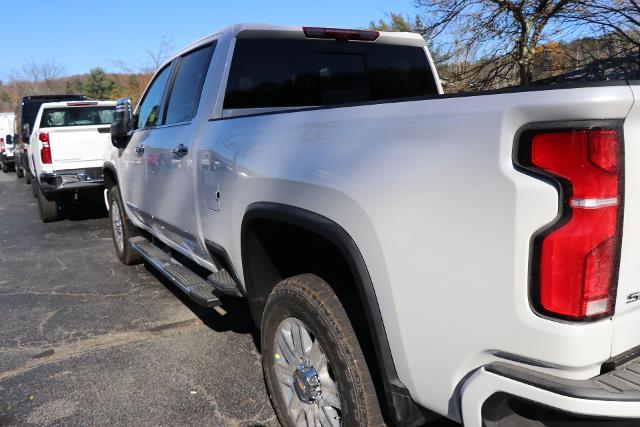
left=207, top=269, right=242, bottom=297
left=130, top=237, right=221, bottom=308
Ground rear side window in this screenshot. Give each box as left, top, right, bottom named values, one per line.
left=137, top=64, right=173, bottom=129
left=224, top=39, right=438, bottom=110
left=165, top=43, right=215, bottom=125
left=40, top=107, right=115, bottom=128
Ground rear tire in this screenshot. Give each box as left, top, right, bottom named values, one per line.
left=108, top=186, right=142, bottom=265
left=31, top=177, right=38, bottom=198
left=262, top=274, right=384, bottom=427
left=36, top=181, right=60, bottom=223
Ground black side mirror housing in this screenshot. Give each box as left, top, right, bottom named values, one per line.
left=22, top=124, right=30, bottom=142
left=111, top=97, right=134, bottom=149
left=5, top=135, right=12, bottom=145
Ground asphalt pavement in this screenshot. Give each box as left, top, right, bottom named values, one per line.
left=0, top=171, right=277, bottom=426
left=0, top=170, right=457, bottom=427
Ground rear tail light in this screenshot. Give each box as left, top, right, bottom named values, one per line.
left=39, top=132, right=52, bottom=164
left=516, top=126, right=624, bottom=321
left=66, top=101, right=98, bottom=106
left=303, top=27, right=380, bottom=41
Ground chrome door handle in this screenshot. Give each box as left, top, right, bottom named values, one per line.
left=135, top=144, right=145, bottom=155
left=173, top=143, right=188, bottom=157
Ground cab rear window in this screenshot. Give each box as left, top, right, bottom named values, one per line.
left=40, top=107, right=115, bottom=128
left=224, top=39, right=438, bottom=110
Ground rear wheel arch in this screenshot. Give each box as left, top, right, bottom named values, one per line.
left=240, top=202, right=427, bottom=426
left=103, top=164, right=118, bottom=190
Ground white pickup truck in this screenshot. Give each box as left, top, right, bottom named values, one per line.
left=29, top=100, right=116, bottom=222
left=0, top=112, right=16, bottom=172
left=104, top=24, right=640, bottom=426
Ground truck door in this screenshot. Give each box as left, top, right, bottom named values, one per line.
left=119, top=62, right=174, bottom=226
left=144, top=43, right=215, bottom=259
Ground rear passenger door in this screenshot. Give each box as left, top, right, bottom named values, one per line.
left=145, top=42, right=215, bottom=259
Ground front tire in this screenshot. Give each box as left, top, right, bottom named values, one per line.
left=108, top=186, right=142, bottom=265
left=262, top=274, right=384, bottom=427
left=36, top=181, right=60, bottom=223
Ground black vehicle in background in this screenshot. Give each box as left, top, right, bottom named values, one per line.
left=14, top=94, right=86, bottom=181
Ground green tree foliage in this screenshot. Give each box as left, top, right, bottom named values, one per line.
left=369, top=13, right=426, bottom=33
left=65, top=78, right=84, bottom=95
left=82, top=68, right=115, bottom=100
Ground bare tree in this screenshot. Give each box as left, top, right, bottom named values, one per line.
left=111, top=31, right=175, bottom=75
left=9, top=59, right=66, bottom=95
left=567, top=0, right=639, bottom=77
left=414, top=0, right=594, bottom=89
left=144, top=31, right=174, bottom=72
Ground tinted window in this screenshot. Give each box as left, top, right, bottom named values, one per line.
left=165, top=44, right=214, bottom=124
left=40, top=107, right=115, bottom=128
left=224, top=39, right=438, bottom=109
left=137, top=64, right=172, bottom=129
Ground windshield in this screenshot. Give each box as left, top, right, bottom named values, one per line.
left=40, top=107, right=115, bottom=128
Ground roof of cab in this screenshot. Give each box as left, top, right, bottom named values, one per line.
left=38, top=100, right=117, bottom=109
left=171, top=23, right=427, bottom=60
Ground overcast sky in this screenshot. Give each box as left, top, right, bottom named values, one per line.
left=1, top=0, right=415, bottom=81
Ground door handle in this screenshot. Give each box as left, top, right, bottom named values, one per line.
left=173, top=143, right=188, bottom=157
left=135, top=144, right=145, bottom=155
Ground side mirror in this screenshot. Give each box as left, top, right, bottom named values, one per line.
left=111, top=97, right=134, bottom=148
left=5, top=135, right=12, bottom=145
left=22, top=124, right=30, bottom=142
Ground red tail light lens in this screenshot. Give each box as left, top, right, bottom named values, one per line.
left=518, top=127, right=624, bottom=321
left=303, top=27, right=380, bottom=41
left=39, top=132, right=52, bottom=164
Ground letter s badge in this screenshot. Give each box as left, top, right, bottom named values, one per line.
left=627, top=292, right=640, bottom=304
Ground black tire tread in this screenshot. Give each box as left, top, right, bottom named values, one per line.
left=36, top=181, right=59, bottom=223
left=263, top=274, right=384, bottom=427
left=108, top=186, right=142, bottom=265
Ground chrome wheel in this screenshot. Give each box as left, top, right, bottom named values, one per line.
left=274, top=317, right=341, bottom=427
left=111, top=200, right=124, bottom=253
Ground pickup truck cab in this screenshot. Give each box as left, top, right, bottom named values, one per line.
left=106, top=24, right=640, bottom=426
left=30, top=100, right=116, bottom=222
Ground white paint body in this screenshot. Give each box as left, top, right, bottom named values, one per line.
left=108, top=24, right=640, bottom=422
left=29, top=101, right=116, bottom=181
left=0, top=113, right=16, bottom=158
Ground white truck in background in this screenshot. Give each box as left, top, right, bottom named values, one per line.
left=28, top=100, right=116, bottom=222
left=0, top=113, right=16, bottom=172
left=104, top=24, right=640, bottom=426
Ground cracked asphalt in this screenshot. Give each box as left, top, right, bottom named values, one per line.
left=0, top=171, right=277, bottom=426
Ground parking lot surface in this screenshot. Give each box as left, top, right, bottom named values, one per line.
left=0, top=172, right=457, bottom=427
left=0, top=172, right=277, bottom=426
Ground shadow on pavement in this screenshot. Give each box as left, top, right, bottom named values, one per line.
left=145, top=264, right=262, bottom=350
left=61, top=191, right=109, bottom=221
